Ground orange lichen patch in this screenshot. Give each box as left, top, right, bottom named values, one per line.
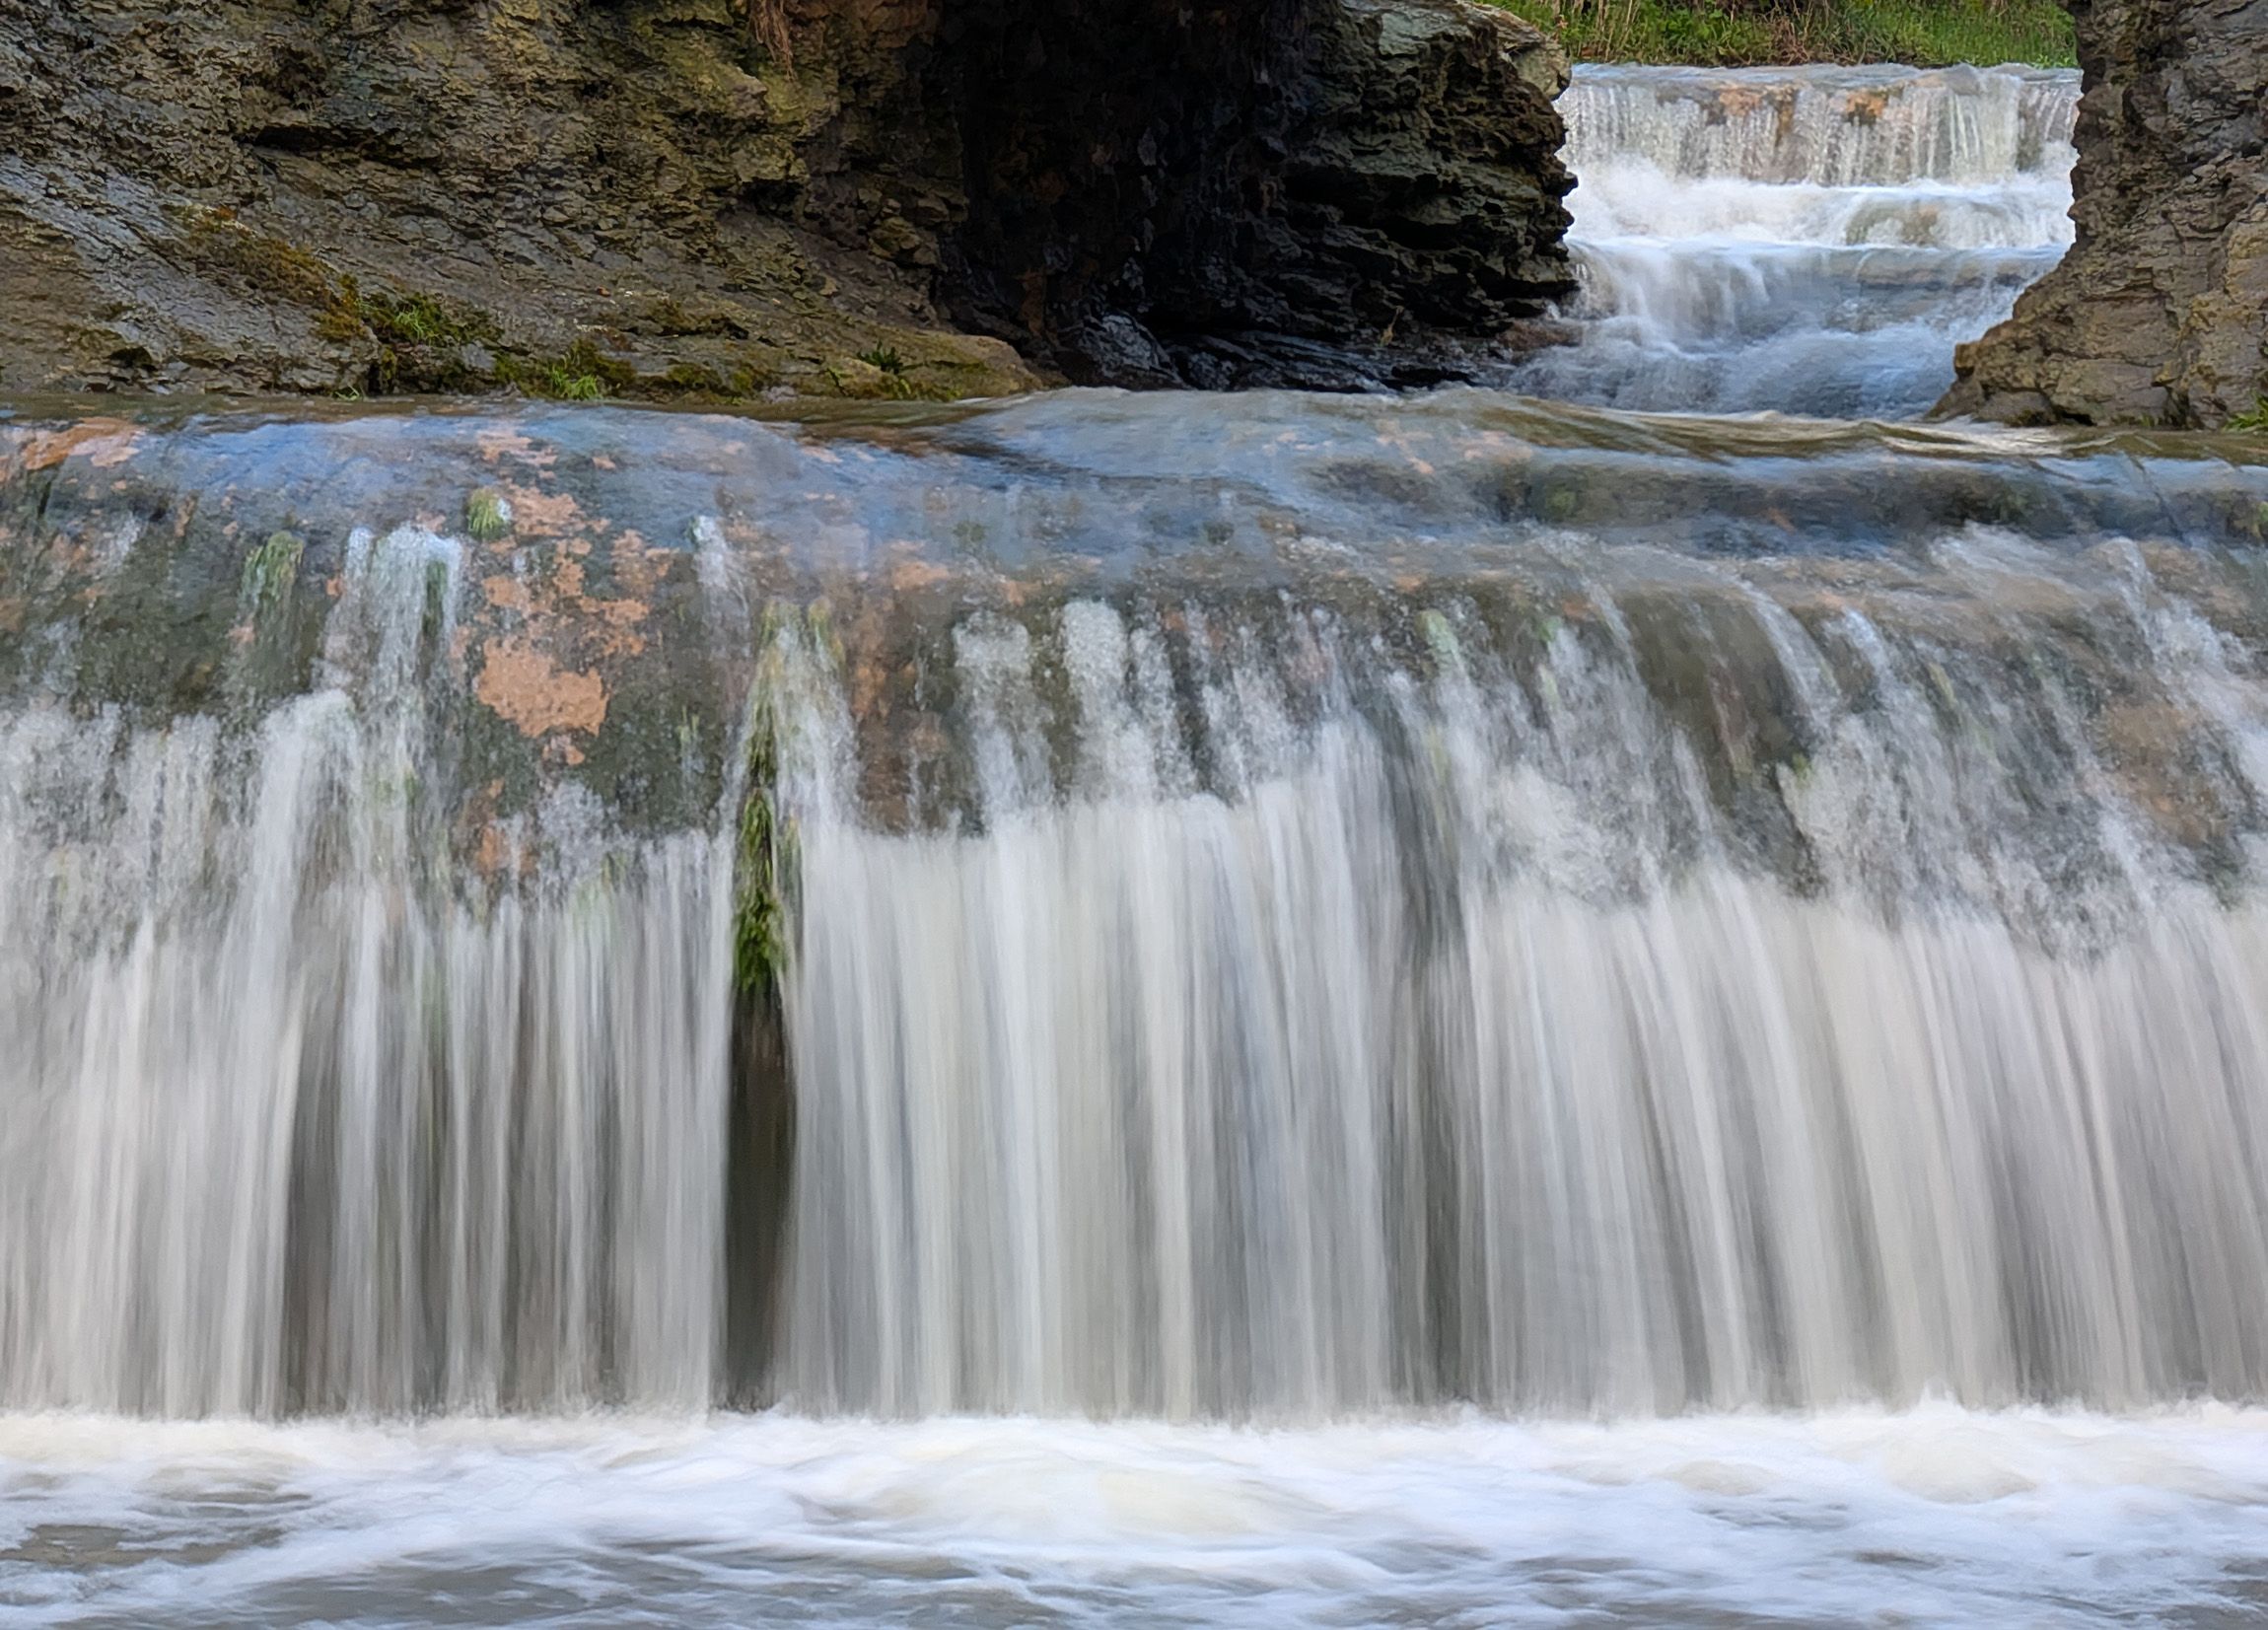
left=1842, top=87, right=1894, bottom=123
left=498, top=484, right=587, bottom=537
left=886, top=558, right=955, bottom=592
left=474, top=428, right=556, bottom=468
left=7, top=419, right=144, bottom=474
left=606, top=529, right=671, bottom=599
left=586, top=610, right=649, bottom=660
left=1717, top=85, right=1765, bottom=121
left=474, top=820, right=519, bottom=880
left=482, top=573, right=535, bottom=613
left=474, top=635, right=608, bottom=736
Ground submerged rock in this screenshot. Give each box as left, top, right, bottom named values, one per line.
left=1941, top=0, right=2266, bottom=427
left=0, top=0, right=1572, bottom=399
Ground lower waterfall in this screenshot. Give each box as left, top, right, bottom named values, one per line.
left=7, top=399, right=2268, bottom=1425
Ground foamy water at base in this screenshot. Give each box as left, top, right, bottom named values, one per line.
left=5, top=1409, right=2267, bottom=1626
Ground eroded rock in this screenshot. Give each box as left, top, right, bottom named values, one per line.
left=1941, top=0, right=2267, bottom=427
left=939, top=0, right=1576, bottom=388
left=0, top=0, right=1572, bottom=399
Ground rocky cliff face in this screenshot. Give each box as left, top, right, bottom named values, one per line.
left=1942, top=0, right=2266, bottom=427
left=942, top=0, right=1575, bottom=388
left=0, top=0, right=1571, bottom=400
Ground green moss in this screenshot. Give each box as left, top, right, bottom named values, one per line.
left=661, top=361, right=728, bottom=395
left=240, top=530, right=305, bottom=615
left=465, top=487, right=513, bottom=542
left=2229, top=399, right=2268, bottom=434
left=497, top=340, right=631, bottom=402
left=179, top=211, right=336, bottom=306
left=371, top=293, right=465, bottom=346
left=1418, top=607, right=1465, bottom=675
left=319, top=277, right=490, bottom=351
left=735, top=725, right=787, bottom=999
left=735, top=602, right=832, bottom=998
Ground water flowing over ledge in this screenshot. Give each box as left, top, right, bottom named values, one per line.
left=6, top=395, right=2268, bottom=1427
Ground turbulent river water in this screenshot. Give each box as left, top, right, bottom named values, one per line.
left=10, top=59, right=2268, bottom=1630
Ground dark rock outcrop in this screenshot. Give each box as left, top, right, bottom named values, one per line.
left=940, top=0, right=1575, bottom=388
left=1942, top=0, right=2266, bottom=426
left=0, top=0, right=1572, bottom=400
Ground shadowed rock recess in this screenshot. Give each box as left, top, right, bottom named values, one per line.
left=0, top=0, right=1572, bottom=398
left=1941, top=0, right=2266, bottom=426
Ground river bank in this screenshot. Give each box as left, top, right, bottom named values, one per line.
left=0, top=0, right=1573, bottom=401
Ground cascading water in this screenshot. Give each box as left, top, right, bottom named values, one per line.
left=0, top=520, right=744, bottom=1418
left=8, top=54, right=2268, bottom=1630
left=1512, top=64, right=2081, bottom=414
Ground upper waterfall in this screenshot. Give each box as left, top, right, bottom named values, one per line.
left=1514, top=65, right=2082, bottom=417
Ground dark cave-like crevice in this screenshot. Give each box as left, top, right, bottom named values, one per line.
left=922, top=0, right=1579, bottom=389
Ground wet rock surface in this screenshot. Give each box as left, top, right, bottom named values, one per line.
left=0, top=0, right=1572, bottom=400
left=1941, top=0, right=2267, bottom=427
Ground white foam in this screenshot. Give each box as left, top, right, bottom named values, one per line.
left=6, top=1408, right=2267, bottom=1625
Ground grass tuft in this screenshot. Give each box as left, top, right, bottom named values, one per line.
left=465, top=487, right=514, bottom=542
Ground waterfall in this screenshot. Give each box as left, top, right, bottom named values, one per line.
left=0, top=521, right=740, bottom=1416
left=1515, top=65, right=2083, bottom=416
left=4, top=391, right=2268, bottom=1428
left=773, top=575, right=2268, bottom=1418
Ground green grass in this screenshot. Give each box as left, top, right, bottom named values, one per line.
left=1489, top=0, right=2076, bottom=67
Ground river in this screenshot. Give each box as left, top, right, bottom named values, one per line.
left=9, top=60, right=2268, bottom=1630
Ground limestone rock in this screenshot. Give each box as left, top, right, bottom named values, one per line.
left=0, top=0, right=1572, bottom=399
left=1942, top=0, right=2267, bottom=427
left=0, top=0, right=1031, bottom=400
